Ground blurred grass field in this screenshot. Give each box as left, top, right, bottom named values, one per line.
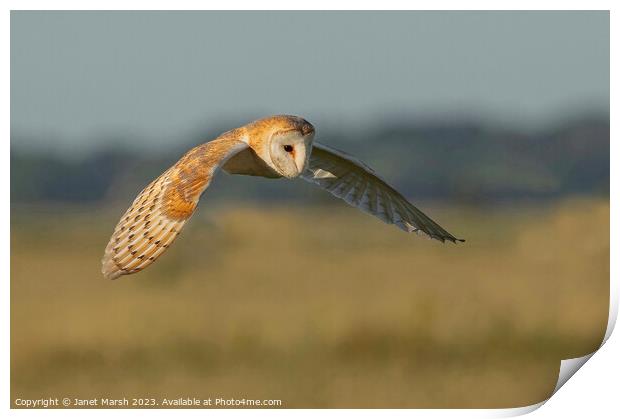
left=10, top=198, right=609, bottom=408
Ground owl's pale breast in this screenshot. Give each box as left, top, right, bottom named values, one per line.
left=222, top=146, right=282, bottom=178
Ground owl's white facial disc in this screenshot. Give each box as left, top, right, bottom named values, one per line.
left=269, top=129, right=315, bottom=178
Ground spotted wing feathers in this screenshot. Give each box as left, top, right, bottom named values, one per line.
left=102, top=138, right=248, bottom=279
left=301, top=142, right=464, bottom=243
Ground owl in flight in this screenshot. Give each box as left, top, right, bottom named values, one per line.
left=102, top=115, right=464, bottom=280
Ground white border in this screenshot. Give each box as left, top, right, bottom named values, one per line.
left=1, top=0, right=617, bottom=10
left=4, top=2, right=616, bottom=417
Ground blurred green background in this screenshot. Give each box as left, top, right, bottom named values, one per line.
left=11, top=11, right=609, bottom=408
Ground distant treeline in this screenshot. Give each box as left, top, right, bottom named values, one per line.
left=11, top=116, right=609, bottom=206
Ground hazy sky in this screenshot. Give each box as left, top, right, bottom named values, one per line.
left=11, top=11, right=609, bottom=153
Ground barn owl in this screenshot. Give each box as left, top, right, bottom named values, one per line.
left=102, top=115, right=464, bottom=280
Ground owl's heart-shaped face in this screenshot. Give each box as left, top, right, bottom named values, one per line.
left=268, top=126, right=315, bottom=178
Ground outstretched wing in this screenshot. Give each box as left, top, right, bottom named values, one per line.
left=102, top=137, right=248, bottom=279
left=301, top=142, right=464, bottom=243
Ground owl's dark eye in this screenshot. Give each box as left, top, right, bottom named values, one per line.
left=283, top=145, right=294, bottom=153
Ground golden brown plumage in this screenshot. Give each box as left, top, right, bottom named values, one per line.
left=101, top=134, right=249, bottom=279
left=102, top=115, right=462, bottom=280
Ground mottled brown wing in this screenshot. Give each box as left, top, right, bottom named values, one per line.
left=301, top=142, right=464, bottom=243
left=102, top=138, right=248, bottom=279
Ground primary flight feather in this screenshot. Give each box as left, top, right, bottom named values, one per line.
left=102, top=115, right=464, bottom=280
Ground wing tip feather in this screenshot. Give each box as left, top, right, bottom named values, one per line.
left=101, top=252, right=124, bottom=280
left=437, top=235, right=466, bottom=244
left=407, top=224, right=465, bottom=244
